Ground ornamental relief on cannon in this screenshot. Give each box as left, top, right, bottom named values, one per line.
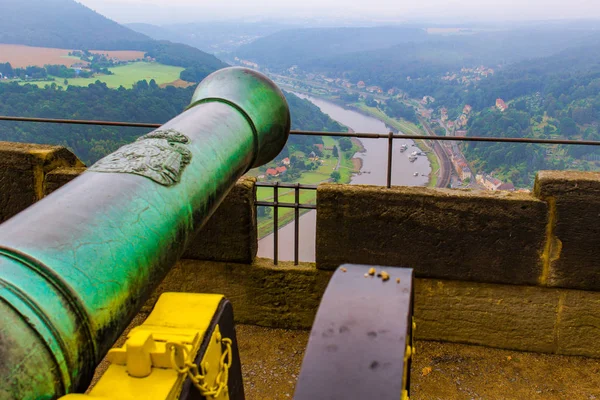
left=88, top=129, right=192, bottom=186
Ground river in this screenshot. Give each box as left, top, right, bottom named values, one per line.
left=257, top=94, right=431, bottom=262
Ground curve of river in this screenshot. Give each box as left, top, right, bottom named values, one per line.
left=258, top=94, right=431, bottom=262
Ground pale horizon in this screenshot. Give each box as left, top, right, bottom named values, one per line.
left=76, top=0, right=600, bottom=25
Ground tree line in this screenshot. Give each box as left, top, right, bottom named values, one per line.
left=0, top=81, right=343, bottom=166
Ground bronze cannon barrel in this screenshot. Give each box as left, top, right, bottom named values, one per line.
left=0, top=67, right=290, bottom=399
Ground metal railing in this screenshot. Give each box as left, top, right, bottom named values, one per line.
left=2, top=115, right=600, bottom=265
left=255, top=182, right=317, bottom=265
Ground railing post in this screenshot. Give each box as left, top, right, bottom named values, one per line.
left=387, top=131, right=393, bottom=188
left=294, top=183, right=300, bottom=266
left=273, top=181, right=279, bottom=265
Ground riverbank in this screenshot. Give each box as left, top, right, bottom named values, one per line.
left=258, top=93, right=432, bottom=260
left=347, top=103, right=440, bottom=188
left=290, top=91, right=439, bottom=188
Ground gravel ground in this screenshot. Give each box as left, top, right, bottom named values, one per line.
left=91, top=322, right=600, bottom=400
left=236, top=326, right=600, bottom=400
left=236, top=325, right=308, bottom=399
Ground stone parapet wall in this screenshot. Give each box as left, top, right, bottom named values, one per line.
left=317, top=172, right=600, bottom=291
left=143, top=258, right=332, bottom=329
left=0, top=141, right=84, bottom=223
left=534, top=171, right=600, bottom=291
left=146, top=258, right=600, bottom=358
left=317, top=184, right=548, bottom=285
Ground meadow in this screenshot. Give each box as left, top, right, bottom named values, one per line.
left=18, top=62, right=185, bottom=89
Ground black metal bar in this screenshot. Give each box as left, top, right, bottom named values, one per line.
left=387, top=131, right=393, bottom=188
left=0, top=115, right=161, bottom=128
left=294, top=183, right=300, bottom=266
left=255, top=201, right=317, bottom=210
left=273, top=182, right=279, bottom=266
left=256, top=182, right=318, bottom=190
left=290, top=130, right=600, bottom=146
left=2, top=115, right=600, bottom=146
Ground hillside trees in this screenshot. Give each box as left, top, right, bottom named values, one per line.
left=0, top=82, right=342, bottom=166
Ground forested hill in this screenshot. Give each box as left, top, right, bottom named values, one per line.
left=0, top=82, right=342, bottom=165
left=304, top=28, right=600, bottom=92
left=127, top=21, right=292, bottom=54
left=0, top=0, right=150, bottom=50
left=234, top=26, right=429, bottom=68
left=397, top=33, right=600, bottom=114
left=456, top=41, right=600, bottom=186
left=0, top=0, right=228, bottom=81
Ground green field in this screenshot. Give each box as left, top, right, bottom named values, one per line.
left=15, top=62, right=184, bottom=89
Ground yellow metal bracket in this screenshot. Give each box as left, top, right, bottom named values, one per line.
left=60, top=293, right=228, bottom=400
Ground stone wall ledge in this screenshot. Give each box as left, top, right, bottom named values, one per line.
left=148, top=258, right=600, bottom=358
left=316, top=183, right=549, bottom=286
left=534, top=171, right=600, bottom=291
left=0, top=141, right=83, bottom=222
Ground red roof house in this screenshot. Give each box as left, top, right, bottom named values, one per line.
left=496, top=99, right=508, bottom=112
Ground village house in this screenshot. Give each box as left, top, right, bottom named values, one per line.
left=451, top=155, right=472, bottom=181
left=463, top=105, right=472, bottom=114
left=440, top=108, right=448, bottom=122
left=421, top=109, right=433, bottom=119
left=366, top=86, right=382, bottom=93
left=281, top=157, right=290, bottom=166
left=482, top=175, right=503, bottom=191
left=266, top=168, right=278, bottom=177
left=421, top=96, right=435, bottom=105
left=357, top=81, right=366, bottom=89
left=496, top=99, right=508, bottom=112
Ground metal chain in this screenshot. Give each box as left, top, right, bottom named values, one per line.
left=168, top=336, right=233, bottom=399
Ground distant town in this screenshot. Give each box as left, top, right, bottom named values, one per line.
left=235, top=57, right=524, bottom=192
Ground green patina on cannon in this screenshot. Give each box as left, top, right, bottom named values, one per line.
left=0, top=67, right=290, bottom=400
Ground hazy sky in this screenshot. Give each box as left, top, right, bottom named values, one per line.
left=77, top=0, right=600, bottom=24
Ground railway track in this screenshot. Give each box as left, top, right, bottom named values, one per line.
left=418, top=117, right=452, bottom=188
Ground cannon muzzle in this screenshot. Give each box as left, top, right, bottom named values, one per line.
left=0, top=67, right=290, bottom=399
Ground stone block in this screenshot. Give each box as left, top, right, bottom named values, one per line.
left=414, top=279, right=559, bottom=354
left=183, top=177, right=258, bottom=264
left=317, top=184, right=548, bottom=285
left=44, top=167, right=87, bottom=196
left=0, top=141, right=83, bottom=223
left=556, top=290, right=600, bottom=357
left=145, top=258, right=600, bottom=358
left=144, top=258, right=332, bottom=329
left=534, top=171, right=600, bottom=290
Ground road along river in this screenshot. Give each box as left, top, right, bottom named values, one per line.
left=258, top=94, right=431, bottom=262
